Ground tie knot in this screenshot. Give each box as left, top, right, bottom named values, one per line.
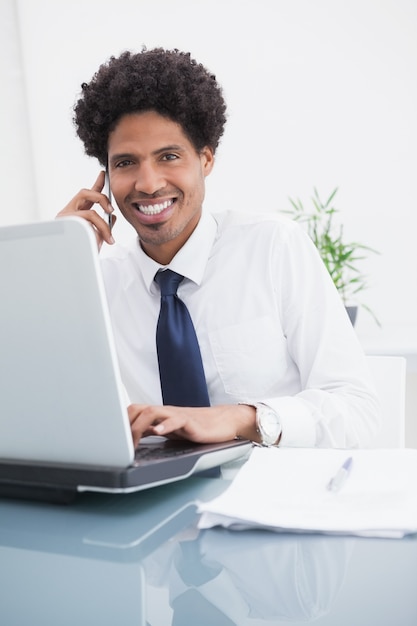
left=155, top=269, right=184, bottom=296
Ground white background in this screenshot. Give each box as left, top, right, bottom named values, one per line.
left=2, top=0, right=417, bottom=441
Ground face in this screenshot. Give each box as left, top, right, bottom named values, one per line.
left=107, top=111, right=214, bottom=264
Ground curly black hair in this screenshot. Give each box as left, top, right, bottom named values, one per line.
left=74, top=48, right=227, bottom=166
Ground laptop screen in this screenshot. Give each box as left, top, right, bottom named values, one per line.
left=0, top=218, right=134, bottom=467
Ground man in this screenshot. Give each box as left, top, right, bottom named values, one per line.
left=58, top=48, right=379, bottom=449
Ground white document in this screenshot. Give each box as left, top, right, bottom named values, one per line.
left=198, top=447, right=417, bottom=538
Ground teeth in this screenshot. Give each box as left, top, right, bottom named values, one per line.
left=137, top=199, right=174, bottom=215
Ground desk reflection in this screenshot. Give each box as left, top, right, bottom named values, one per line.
left=0, top=476, right=352, bottom=626
left=0, top=478, right=214, bottom=626
left=145, top=528, right=353, bottom=625
left=0, top=476, right=416, bottom=626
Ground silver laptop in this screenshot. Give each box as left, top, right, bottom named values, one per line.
left=0, top=217, right=250, bottom=502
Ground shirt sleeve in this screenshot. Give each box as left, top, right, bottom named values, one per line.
left=260, top=223, right=381, bottom=449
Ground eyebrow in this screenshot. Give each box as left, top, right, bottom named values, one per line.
left=154, top=144, right=185, bottom=155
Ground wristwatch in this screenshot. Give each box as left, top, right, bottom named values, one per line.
left=255, top=403, right=282, bottom=447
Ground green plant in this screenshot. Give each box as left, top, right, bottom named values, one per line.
left=283, top=187, right=380, bottom=325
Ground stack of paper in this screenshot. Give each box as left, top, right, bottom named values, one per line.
left=197, top=447, right=417, bottom=538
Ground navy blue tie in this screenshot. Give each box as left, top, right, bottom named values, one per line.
left=155, top=269, right=210, bottom=407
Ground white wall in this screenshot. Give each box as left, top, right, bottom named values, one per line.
left=3, top=0, right=417, bottom=441
left=0, top=0, right=37, bottom=223
left=7, top=0, right=416, bottom=334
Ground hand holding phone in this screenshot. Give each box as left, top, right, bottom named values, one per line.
left=56, top=171, right=115, bottom=248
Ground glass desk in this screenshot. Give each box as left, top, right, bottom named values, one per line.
left=0, top=473, right=416, bottom=626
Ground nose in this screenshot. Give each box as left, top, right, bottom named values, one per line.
left=134, top=161, right=165, bottom=195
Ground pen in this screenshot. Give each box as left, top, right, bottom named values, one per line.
left=327, top=456, right=353, bottom=492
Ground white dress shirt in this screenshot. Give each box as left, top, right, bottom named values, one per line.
left=100, top=210, right=380, bottom=448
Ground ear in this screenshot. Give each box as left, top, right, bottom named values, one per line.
left=200, top=146, right=215, bottom=176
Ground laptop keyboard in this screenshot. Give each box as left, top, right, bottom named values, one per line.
left=133, top=441, right=199, bottom=465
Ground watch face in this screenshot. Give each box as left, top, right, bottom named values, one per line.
left=263, top=412, right=280, bottom=438
left=258, top=405, right=281, bottom=446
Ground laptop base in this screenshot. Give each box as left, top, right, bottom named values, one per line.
left=0, top=438, right=252, bottom=504
left=0, top=483, right=78, bottom=505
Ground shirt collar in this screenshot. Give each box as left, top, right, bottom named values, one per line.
left=135, top=212, right=218, bottom=294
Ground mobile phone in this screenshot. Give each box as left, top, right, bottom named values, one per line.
left=105, top=168, right=113, bottom=231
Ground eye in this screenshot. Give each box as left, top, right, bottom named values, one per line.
left=115, top=159, right=134, bottom=168
left=161, top=153, right=179, bottom=162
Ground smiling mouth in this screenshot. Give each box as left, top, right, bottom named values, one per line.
left=134, top=198, right=175, bottom=215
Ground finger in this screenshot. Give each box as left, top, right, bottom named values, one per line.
left=128, top=405, right=154, bottom=447
left=94, top=210, right=117, bottom=247
left=91, top=170, right=106, bottom=193
left=92, top=171, right=115, bottom=219
left=130, top=407, right=187, bottom=447
left=58, top=190, right=111, bottom=218
left=59, top=171, right=113, bottom=215
left=57, top=178, right=115, bottom=246
left=128, top=404, right=148, bottom=424
left=74, top=208, right=115, bottom=247
left=152, top=416, right=189, bottom=438
left=150, top=406, right=239, bottom=443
